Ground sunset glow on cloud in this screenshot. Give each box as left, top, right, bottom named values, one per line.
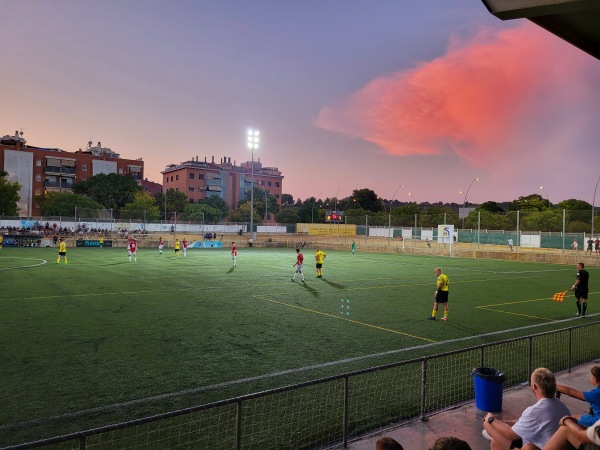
left=316, top=23, right=595, bottom=167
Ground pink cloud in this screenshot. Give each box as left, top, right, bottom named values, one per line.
left=315, top=23, right=595, bottom=166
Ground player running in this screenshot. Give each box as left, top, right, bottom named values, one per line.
left=231, top=242, right=237, bottom=267
left=351, top=240, right=356, bottom=257
left=158, top=237, right=164, bottom=255
left=182, top=238, right=188, bottom=258
left=292, top=248, right=305, bottom=282
left=128, top=238, right=137, bottom=262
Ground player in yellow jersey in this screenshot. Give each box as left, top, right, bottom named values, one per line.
left=427, top=267, right=448, bottom=321
left=174, top=239, right=180, bottom=256
left=56, top=238, right=68, bottom=264
left=0, top=234, right=3, bottom=249
left=315, top=247, right=326, bottom=278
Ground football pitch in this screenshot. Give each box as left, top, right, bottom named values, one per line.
left=1, top=246, right=597, bottom=445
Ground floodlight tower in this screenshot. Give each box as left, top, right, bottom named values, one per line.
left=247, top=129, right=260, bottom=240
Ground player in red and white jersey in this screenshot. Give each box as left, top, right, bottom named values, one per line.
left=182, top=238, right=188, bottom=258
left=128, top=238, right=137, bottom=262
left=158, top=237, right=164, bottom=255
left=292, top=248, right=305, bottom=282
left=231, top=242, right=237, bottom=267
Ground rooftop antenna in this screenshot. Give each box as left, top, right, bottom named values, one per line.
left=87, top=138, right=93, bottom=149
left=19, top=128, right=27, bottom=137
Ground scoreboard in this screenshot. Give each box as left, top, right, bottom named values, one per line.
left=325, top=210, right=344, bottom=223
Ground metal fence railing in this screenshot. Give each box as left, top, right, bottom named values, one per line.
left=5, top=322, right=599, bottom=450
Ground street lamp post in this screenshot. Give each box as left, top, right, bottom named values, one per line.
left=264, top=190, right=268, bottom=233
left=462, top=178, right=479, bottom=208
left=247, top=129, right=260, bottom=240
left=539, top=185, right=550, bottom=206
left=334, top=187, right=340, bottom=213
left=389, top=185, right=403, bottom=212
left=592, top=176, right=600, bottom=238
left=311, top=191, right=322, bottom=224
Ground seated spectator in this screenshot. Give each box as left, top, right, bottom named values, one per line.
left=556, top=365, right=600, bottom=427
left=518, top=417, right=600, bottom=449
left=375, top=436, right=404, bottom=450
left=430, top=436, right=472, bottom=450
left=482, top=367, right=571, bottom=450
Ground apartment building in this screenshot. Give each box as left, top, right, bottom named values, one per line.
left=0, top=131, right=144, bottom=217
left=162, top=155, right=283, bottom=210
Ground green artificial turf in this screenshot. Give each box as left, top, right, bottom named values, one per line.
left=0, top=246, right=596, bottom=445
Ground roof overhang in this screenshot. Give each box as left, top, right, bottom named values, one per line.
left=481, top=0, right=600, bottom=59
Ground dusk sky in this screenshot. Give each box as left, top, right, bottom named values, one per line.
left=2, top=1, right=599, bottom=205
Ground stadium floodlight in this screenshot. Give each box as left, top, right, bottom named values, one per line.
left=334, top=187, right=340, bottom=213
left=247, top=129, right=260, bottom=240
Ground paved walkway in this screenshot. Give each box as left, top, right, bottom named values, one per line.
left=341, top=361, right=599, bottom=450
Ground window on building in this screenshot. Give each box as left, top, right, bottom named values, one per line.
left=198, top=188, right=204, bottom=192
left=260, top=181, right=265, bottom=186
left=267, top=181, right=272, bottom=186
left=176, top=188, right=179, bottom=192
left=198, top=174, right=204, bottom=179
left=189, top=198, right=194, bottom=203
left=275, top=182, right=280, bottom=187
left=36, top=160, right=42, bottom=167
left=118, top=168, right=124, bottom=174
left=170, top=176, right=173, bottom=182
left=189, top=186, right=194, bottom=192
left=35, top=174, right=41, bottom=181
left=176, top=175, right=179, bottom=180
left=82, top=164, right=87, bottom=172
left=189, top=173, right=195, bottom=179
left=275, top=194, right=280, bottom=198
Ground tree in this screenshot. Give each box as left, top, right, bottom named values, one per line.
left=121, top=192, right=160, bottom=220
left=36, top=192, right=103, bottom=217
left=556, top=199, right=592, bottom=210
left=479, top=201, right=505, bottom=213
left=350, top=188, right=383, bottom=212
left=154, top=189, right=188, bottom=220
left=0, top=171, right=20, bottom=216
left=275, top=207, right=299, bottom=224
left=281, top=194, right=294, bottom=207
left=182, top=203, right=223, bottom=223
left=202, top=196, right=229, bottom=218
left=506, top=194, right=547, bottom=212
left=229, top=202, right=262, bottom=223
left=73, top=173, right=141, bottom=210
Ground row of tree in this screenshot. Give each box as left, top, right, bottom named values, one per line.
left=0, top=175, right=597, bottom=232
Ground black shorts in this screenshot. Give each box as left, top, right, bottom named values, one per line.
left=575, top=288, right=588, bottom=300
left=316, top=263, right=323, bottom=269
left=435, top=291, right=449, bottom=303
left=59, top=251, right=66, bottom=256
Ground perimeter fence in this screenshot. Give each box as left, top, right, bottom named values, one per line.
left=6, top=321, right=599, bottom=450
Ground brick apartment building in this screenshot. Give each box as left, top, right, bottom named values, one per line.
left=162, top=155, right=283, bottom=211
left=0, top=131, right=144, bottom=217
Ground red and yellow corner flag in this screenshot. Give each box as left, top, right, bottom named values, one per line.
left=552, top=291, right=568, bottom=302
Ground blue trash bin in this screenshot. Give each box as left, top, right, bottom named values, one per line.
left=472, top=367, right=505, bottom=412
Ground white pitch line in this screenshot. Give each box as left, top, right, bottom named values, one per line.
left=0, top=257, right=47, bottom=271
left=2, top=313, right=596, bottom=432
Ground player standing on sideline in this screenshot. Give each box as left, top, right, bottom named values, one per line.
left=351, top=240, right=356, bottom=257
left=99, top=236, right=104, bottom=248
left=158, top=237, right=164, bottom=254
left=427, top=267, right=449, bottom=321
left=182, top=238, right=188, bottom=258
left=56, top=238, right=67, bottom=264
left=595, top=237, right=600, bottom=255
left=508, top=238, right=514, bottom=251
left=292, top=248, right=305, bottom=282
left=128, top=238, right=137, bottom=262
left=174, top=238, right=180, bottom=256
left=571, top=262, right=589, bottom=317
left=315, top=247, right=326, bottom=278
left=572, top=238, right=579, bottom=251
left=586, top=238, right=594, bottom=255
left=231, top=242, right=237, bottom=267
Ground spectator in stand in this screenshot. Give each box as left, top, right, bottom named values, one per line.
left=375, top=436, right=404, bottom=450
left=556, top=365, right=600, bottom=427
left=429, top=437, right=472, bottom=450
left=482, top=367, right=570, bottom=450
left=519, top=417, right=600, bottom=449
